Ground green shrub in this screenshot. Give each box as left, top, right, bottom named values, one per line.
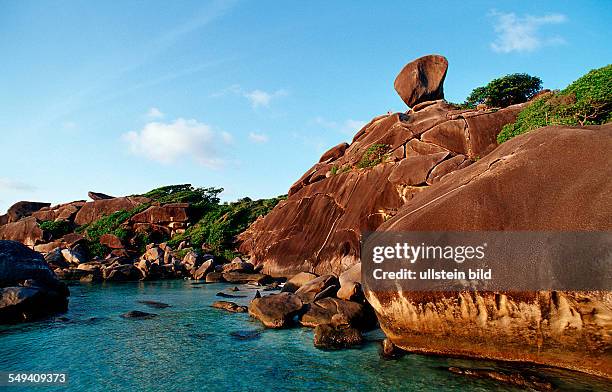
left=498, top=65, right=612, bottom=143
left=39, top=220, right=72, bottom=239
left=168, top=195, right=285, bottom=260
left=79, top=203, right=150, bottom=258
left=465, top=73, right=542, bottom=108
left=357, top=144, right=390, bottom=169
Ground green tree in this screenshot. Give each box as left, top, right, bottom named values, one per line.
left=465, top=73, right=542, bottom=108
left=497, top=64, right=611, bottom=143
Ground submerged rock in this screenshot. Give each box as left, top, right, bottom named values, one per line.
left=229, top=329, right=263, bottom=341
left=137, top=300, right=170, bottom=309
left=448, top=367, right=553, bottom=391
left=313, top=323, right=363, bottom=349
left=120, top=310, right=157, bottom=319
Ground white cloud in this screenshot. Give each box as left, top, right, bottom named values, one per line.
left=211, top=85, right=287, bottom=108
left=248, top=132, right=269, bottom=143
left=146, top=107, right=165, bottom=119
left=122, top=118, right=231, bottom=168
left=315, top=117, right=367, bottom=136
left=490, top=11, right=567, bottom=53
left=243, top=89, right=287, bottom=108
left=0, top=178, right=36, bottom=192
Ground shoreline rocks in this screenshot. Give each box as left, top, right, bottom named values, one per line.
left=0, top=240, right=69, bottom=323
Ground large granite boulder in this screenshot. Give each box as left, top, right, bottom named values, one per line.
left=248, top=292, right=303, bottom=328
left=0, top=217, right=45, bottom=246
left=300, top=297, right=369, bottom=329
left=394, top=55, right=448, bottom=107
left=294, top=275, right=339, bottom=303
left=364, top=124, right=612, bottom=377
left=0, top=240, right=69, bottom=323
left=281, top=271, right=318, bottom=293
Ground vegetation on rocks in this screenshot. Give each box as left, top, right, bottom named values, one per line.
left=77, top=204, right=150, bottom=257
left=498, top=65, right=611, bottom=143
left=168, top=195, right=286, bottom=260
left=357, top=144, right=390, bottom=169
left=464, top=73, right=542, bottom=108
left=39, top=220, right=72, bottom=239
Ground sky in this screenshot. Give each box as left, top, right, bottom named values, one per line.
left=1, top=0, right=610, bottom=213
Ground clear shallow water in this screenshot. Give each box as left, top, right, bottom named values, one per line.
left=0, top=281, right=609, bottom=391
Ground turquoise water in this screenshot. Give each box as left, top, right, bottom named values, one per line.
left=0, top=281, right=609, bottom=391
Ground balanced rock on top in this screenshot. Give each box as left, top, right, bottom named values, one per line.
left=394, top=54, right=448, bottom=107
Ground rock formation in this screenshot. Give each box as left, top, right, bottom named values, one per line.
left=237, top=55, right=612, bottom=376
left=238, top=55, right=526, bottom=277
left=394, top=54, right=448, bottom=107
left=0, top=240, right=69, bottom=323
left=364, top=124, right=612, bottom=377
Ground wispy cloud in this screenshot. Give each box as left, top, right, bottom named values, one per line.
left=146, top=107, right=165, bottom=119
left=489, top=10, right=567, bottom=53
left=315, top=117, right=366, bottom=136
left=122, top=118, right=231, bottom=168
left=211, top=85, right=288, bottom=108
left=248, top=132, right=269, bottom=143
left=0, top=178, right=36, bottom=192
left=244, top=89, right=287, bottom=108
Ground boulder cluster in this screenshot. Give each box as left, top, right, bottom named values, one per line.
left=0, top=193, right=189, bottom=251
left=0, top=240, right=69, bottom=323
left=246, top=262, right=374, bottom=349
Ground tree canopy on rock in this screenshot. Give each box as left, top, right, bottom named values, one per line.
left=465, top=73, right=542, bottom=108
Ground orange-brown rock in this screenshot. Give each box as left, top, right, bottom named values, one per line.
left=1, top=201, right=50, bottom=224
left=364, top=124, right=612, bottom=378
left=130, top=203, right=190, bottom=224
left=394, top=55, right=448, bottom=107
left=239, top=100, right=523, bottom=277
left=99, top=233, right=123, bottom=249
left=0, top=217, right=45, bottom=246
left=73, top=196, right=149, bottom=226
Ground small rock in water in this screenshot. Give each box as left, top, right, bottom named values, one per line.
left=215, top=292, right=247, bottom=298
left=313, top=323, right=363, bottom=349
left=380, top=338, right=405, bottom=360
left=230, top=330, right=263, bottom=341
left=230, top=286, right=240, bottom=292
left=254, top=290, right=261, bottom=299
left=137, top=300, right=170, bottom=309
left=120, top=310, right=157, bottom=319
left=211, top=301, right=248, bottom=313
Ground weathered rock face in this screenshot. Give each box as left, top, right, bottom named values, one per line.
left=364, top=125, right=612, bottom=378
left=238, top=99, right=525, bottom=277
left=0, top=240, right=69, bottom=323
left=0, top=217, right=45, bottom=246
left=73, top=196, right=149, bottom=226
left=0, top=201, right=50, bottom=224
left=394, top=55, right=448, bottom=107
left=130, top=203, right=190, bottom=224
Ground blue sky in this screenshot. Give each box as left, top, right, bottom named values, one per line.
left=1, top=0, right=610, bottom=212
